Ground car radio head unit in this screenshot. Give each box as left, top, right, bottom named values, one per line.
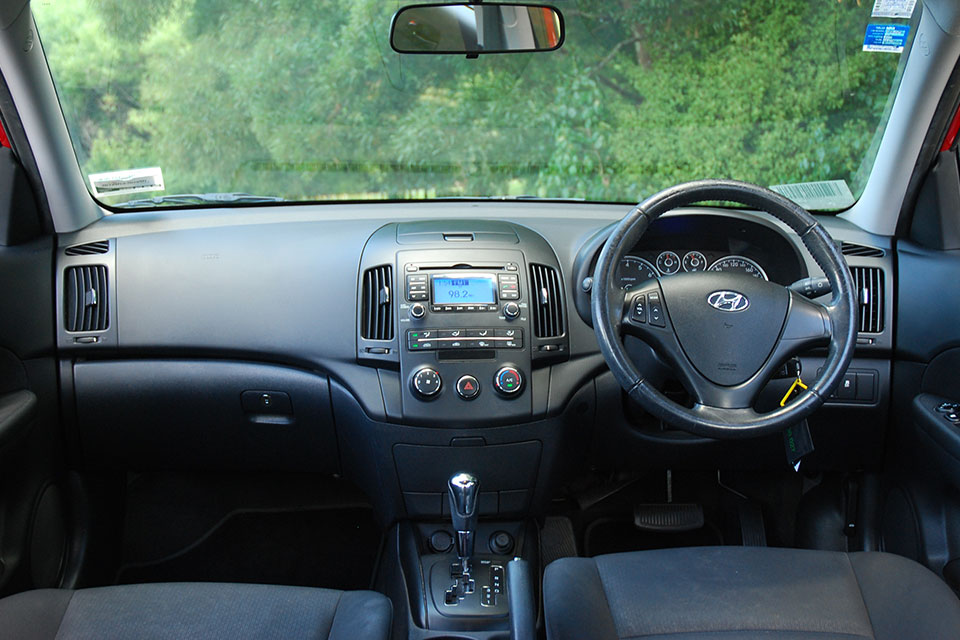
left=431, top=273, right=497, bottom=306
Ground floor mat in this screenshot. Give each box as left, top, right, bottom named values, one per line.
left=116, top=507, right=381, bottom=590
left=583, top=517, right=722, bottom=557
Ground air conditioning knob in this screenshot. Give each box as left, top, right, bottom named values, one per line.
left=410, top=303, right=426, bottom=319
left=503, top=302, right=520, bottom=319
left=493, top=366, right=523, bottom=396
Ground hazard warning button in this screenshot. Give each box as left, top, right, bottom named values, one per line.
left=456, top=375, right=481, bottom=400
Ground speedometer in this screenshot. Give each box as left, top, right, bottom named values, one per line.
left=617, top=256, right=658, bottom=290
left=707, top=255, right=768, bottom=280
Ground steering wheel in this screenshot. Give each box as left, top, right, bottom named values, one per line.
left=592, top=180, right=857, bottom=439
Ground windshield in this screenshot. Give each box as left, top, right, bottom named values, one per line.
left=33, top=1, right=914, bottom=211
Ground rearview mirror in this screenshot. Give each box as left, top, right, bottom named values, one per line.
left=391, top=3, right=564, bottom=55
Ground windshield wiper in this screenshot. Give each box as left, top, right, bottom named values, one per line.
left=114, top=192, right=287, bottom=208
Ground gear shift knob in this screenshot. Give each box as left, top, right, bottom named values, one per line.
left=447, top=472, right=479, bottom=572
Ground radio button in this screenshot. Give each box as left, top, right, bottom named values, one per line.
left=410, top=303, right=426, bottom=319
left=503, top=302, right=520, bottom=319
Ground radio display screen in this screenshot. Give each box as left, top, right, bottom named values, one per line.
left=432, top=275, right=497, bottom=305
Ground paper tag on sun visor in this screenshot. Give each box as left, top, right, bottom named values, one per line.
left=862, top=24, right=910, bottom=53
left=769, top=180, right=854, bottom=210
left=89, top=167, right=164, bottom=197
left=871, top=0, right=916, bottom=19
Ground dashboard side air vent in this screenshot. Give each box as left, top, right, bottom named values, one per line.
left=64, top=240, right=110, bottom=256
left=529, top=263, right=564, bottom=338
left=851, top=267, right=883, bottom=333
left=841, top=242, right=884, bottom=258
left=361, top=265, right=394, bottom=340
left=64, top=265, right=109, bottom=332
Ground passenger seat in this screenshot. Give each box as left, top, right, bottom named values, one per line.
left=0, top=581, right=391, bottom=639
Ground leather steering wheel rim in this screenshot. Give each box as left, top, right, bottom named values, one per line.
left=591, top=179, right=857, bottom=439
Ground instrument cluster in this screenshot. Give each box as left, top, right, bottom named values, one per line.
left=618, top=251, right=768, bottom=289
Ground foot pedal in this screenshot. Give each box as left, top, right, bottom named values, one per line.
left=633, top=503, right=704, bottom=532
left=738, top=501, right=767, bottom=546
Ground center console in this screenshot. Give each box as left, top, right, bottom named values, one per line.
left=356, top=221, right=569, bottom=427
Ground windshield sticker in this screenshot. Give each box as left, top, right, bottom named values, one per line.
left=863, top=24, right=910, bottom=53
left=871, top=0, right=916, bottom=19
left=89, top=167, right=164, bottom=197
left=769, top=180, right=855, bottom=210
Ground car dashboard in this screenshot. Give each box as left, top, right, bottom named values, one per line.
left=53, top=201, right=894, bottom=524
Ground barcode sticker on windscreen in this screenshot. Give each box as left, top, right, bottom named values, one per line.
left=871, top=0, right=916, bottom=19
left=769, top=180, right=855, bottom=210
left=89, top=167, right=164, bottom=197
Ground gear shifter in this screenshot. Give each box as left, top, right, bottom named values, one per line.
left=447, top=471, right=479, bottom=576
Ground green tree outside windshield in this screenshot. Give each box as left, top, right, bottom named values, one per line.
left=33, top=0, right=906, bottom=208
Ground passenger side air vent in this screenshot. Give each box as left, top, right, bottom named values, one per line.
left=851, top=267, right=884, bottom=333
left=841, top=242, right=884, bottom=258
left=64, top=240, right=110, bottom=256
left=529, top=264, right=564, bottom=338
left=64, top=265, right=109, bottom=332
left=361, top=265, right=394, bottom=340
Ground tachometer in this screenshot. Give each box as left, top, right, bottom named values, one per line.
left=707, top=255, right=768, bottom=280
left=682, top=251, right=707, bottom=272
left=617, top=256, right=658, bottom=289
left=656, top=251, right=681, bottom=275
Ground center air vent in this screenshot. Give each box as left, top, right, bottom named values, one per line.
left=65, top=240, right=110, bottom=256
left=64, top=265, right=109, bottom=332
left=529, top=264, right=564, bottom=338
left=841, top=242, right=884, bottom=258
left=361, top=265, right=394, bottom=340
left=851, top=266, right=884, bottom=333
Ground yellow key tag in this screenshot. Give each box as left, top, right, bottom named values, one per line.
left=780, top=377, right=808, bottom=407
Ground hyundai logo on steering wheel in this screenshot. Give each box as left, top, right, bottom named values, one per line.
left=707, top=290, right=750, bottom=312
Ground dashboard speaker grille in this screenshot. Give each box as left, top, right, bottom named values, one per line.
left=64, top=240, right=109, bottom=256
left=841, top=242, right=884, bottom=258
left=361, top=265, right=394, bottom=340
left=529, top=263, right=564, bottom=338
left=64, top=265, right=109, bottom=332
left=851, top=266, right=883, bottom=333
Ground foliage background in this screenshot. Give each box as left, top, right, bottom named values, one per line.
left=32, top=0, right=907, bottom=206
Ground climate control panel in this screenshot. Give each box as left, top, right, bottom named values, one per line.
left=409, top=366, right=525, bottom=401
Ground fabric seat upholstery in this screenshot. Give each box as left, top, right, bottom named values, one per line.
left=0, top=581, right=391, bottom=640
left=543, top=547, right=960, bottom=640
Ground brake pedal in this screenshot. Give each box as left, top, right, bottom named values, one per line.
left=633, top=503, right=704, bottom=532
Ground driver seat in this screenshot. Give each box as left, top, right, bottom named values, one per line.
left=543, top=546, right=960, bottom=639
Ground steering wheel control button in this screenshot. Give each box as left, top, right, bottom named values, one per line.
left=647, top=292, right=666, bottom=327
left=494, top=367, right=523, bottom=396
left=502, top=302, right=520, bottom=319
left=412, top=368, right=442, bottom=399
left=410, top=302, right=426, bottom=319
left=631, top=294, right=647, bottom=323
left=456, top=375, right=481, bottom=400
